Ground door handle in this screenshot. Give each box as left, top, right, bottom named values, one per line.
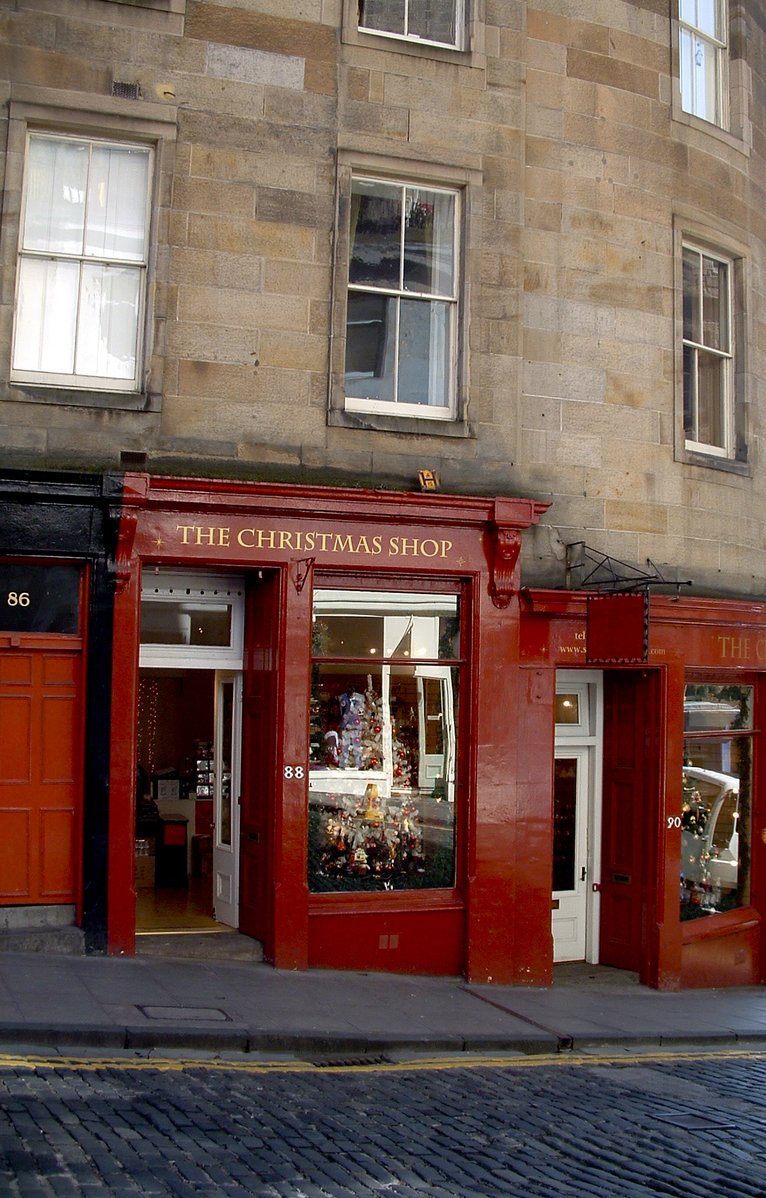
left=581, top=866, right=587, bottom=882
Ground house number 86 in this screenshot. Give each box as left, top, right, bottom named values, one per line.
left=284, top=765, right=305, bottom=780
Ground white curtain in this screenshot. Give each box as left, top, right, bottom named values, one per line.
left=14, top=136, right=150, bottom=382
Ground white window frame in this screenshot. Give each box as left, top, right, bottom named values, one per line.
left=10, top=131, right=154, bottom=393
left=678, top=0, right=728, bottom=128
left=344, top=175, right=460, bottom=422
left=358, top=0, right=465, bottom=51
left=139, top=571, right=245, bottom=670
left=554, top=680, right=593, bottom=740
left=682, top=241, right=734, bottom=458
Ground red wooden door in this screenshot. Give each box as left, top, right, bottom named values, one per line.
left=238, top=573, right=280, bottom=951
left=0, top=645, right=82, bottom=904
left=599, top=670, right=657, bottom=971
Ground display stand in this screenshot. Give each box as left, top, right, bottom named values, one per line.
left=155, top=817, right=189, bottom=887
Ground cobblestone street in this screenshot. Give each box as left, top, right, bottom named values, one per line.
left=2, top=1050, right=766, bottom=1197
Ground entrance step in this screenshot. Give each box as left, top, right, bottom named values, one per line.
left=553, top=962, right=640, bottom=988
left=136, top=931, right=264, bottom=961
left=0, top=905, right=85, bottom=954
left=0, top=926, right=85, bottom=954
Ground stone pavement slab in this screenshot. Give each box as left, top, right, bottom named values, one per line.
left=467, top=980, right=766, bottom=1048
left=0, top=952, right=765, bottom=1057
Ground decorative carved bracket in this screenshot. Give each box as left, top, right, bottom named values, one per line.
left=488, top=498, right=549, bottom=608
left=114, top=510, right=138, bottom=595
left=489, top=527, right=522, bottom=608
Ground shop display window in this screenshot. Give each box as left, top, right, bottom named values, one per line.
left=308, top=590, right=460, bottom=892
left=681, top=683, right=752, bottom=919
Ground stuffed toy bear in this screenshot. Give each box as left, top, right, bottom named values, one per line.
left=339, top=690, right=365, bottom=768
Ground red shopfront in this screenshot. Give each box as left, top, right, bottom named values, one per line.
left=108, top=474, right=548, bottom=984
left=521, top=590, right=766, bottom=991
left=108, top=475, right=766, bottom=989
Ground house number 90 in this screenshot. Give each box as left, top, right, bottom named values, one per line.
left=666, top=816, right=682, bottom=829
left=284, top=765, right=305, bottom=780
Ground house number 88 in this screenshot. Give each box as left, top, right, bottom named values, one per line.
left=284, top=766, right=305, bottom=780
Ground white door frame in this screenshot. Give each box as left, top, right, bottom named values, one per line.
left=553, top=670, right=603, bottom=964
left=138, top=569, right=245, bottom=930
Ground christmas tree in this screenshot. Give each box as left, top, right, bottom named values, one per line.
left=361, top=674, right=384, bottom=771
left=391, top=711, right=416, bottom=788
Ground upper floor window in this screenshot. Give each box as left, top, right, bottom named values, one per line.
left=345, top=176, right=459, bottom=420
left=682, top=243, right=734, bottom=457
left=358, top=0, right=465, bottom=50
left=11, top=132, right=153, bottom=392
left=679, top=0, right=727, bottom=127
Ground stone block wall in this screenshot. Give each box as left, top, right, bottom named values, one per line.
left=1, top=1, right=765, bottom=597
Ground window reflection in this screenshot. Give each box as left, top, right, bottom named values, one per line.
left=345, top=177, right=457, bottom=412
left=553, top=758, right=577, bottom=892
left=681, top=684, right=752, bottom=919
left=141, top=600, right=232, bottom=647
left=555, top=694, right=579, bottom=725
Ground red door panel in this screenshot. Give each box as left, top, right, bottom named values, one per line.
left=239, top=573, right=280, bottom=949
left=41, top=695, right=77, bottom=780
left=0, top=647, right=82, bottom=904
left=600, top=671, right=652, bottom=971
left=1, top=654, right=33, bottom=686
left=0, top=810, right=30, bottom=896
left=0, top=692, right=32, bottom=782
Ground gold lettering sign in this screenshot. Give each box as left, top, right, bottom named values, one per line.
left=717, top=634, right=766, bottom=664
left=717, top=635, right=752, bottom=661
left=174, top=525, right=454, bottom=560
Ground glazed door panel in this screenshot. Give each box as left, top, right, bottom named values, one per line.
left=552, top=748, right=589, bottom=962
left=0, top=647, right=82, bottom=903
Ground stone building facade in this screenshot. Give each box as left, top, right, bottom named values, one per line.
left=1, top=2, right=765, bottom=595
left=1, top=1, right=766, bottom=988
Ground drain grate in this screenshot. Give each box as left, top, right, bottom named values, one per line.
left=308, top=1054, right=390, bottom=1069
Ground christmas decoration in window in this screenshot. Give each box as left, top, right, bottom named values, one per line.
left=308, top=590, right=460, bottom=892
